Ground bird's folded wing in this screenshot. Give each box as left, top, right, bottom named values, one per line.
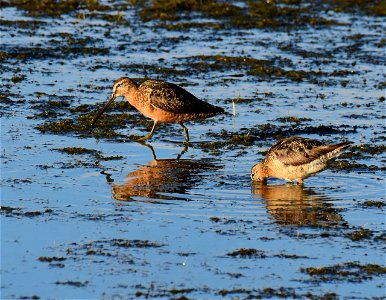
left=149, top=82, right=211, bottom=114
left=271, top=138, right=329, bottom=166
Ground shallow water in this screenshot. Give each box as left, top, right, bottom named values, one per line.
left=1, top=1, right=385, bottom=299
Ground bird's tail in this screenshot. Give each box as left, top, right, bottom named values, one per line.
left=325, top=141, right=352, bottom=160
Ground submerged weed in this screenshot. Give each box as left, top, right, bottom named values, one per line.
left=362, top=200, right=385, bottom=208
left=134, top=0, right=345, bottom=28
left=302, top=262, right=386, bottom=282
left=227, top=248, right=265, bottom=257
left=4, top=0, right=110, bottom=17
left=346, top=228, right=373, bottom=241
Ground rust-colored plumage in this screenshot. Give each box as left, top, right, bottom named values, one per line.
left=251, top=136, right=352, bottom=185
left=92, top=77, right=224, bottom=142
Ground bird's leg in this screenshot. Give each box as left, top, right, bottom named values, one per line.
left=179, top=122, right=189, bottom=143
left=137, top=121, right=157, bottom=141
left=176, top=145, right=189, bottom=160
left=136, top=141, right=158, bottom=160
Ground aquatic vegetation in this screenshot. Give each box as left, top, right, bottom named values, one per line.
left=38, top=256, right=66, bottom=262
left=227, top=248, right=264, bottom=257
left=1, top=206, right=54, bottom=218
left=11, top=74, right=26, bottom=83
left=323, top=0, right=386, bottom=16
left=276, top=116, right=313, bottom=124
left=302, top=262, right=386, bottom=282
left=362, top=200, right=385, bottom=208
left=138, top=0, right=242, bottom=22
left=54, top=147, right=98, bottom=155
left=33, top=99, right=142, bottom=139
left=218, top=287, right=338, bottom=299
left=183, top=55, right=329, bottom=82
left=54, top=280, right=88, bottom=287
left=346, top=228, right=373, bottom=241
left=2, top=0, right=110, bottom=17
left=134, top=0, right=345, bottom=28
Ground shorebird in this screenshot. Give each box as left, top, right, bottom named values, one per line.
left=251, top=136, right=352, bottom=185
left=91, top=77, right=224, bottom=142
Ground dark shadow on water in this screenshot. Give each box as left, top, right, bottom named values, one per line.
left=251, top=182, right=347, bottom=228
left=111, top=143, right=221, bottom=203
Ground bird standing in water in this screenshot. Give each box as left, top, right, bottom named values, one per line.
left=91, top=77, right=224, bottom=142
left=251, top=136, right=351, bottom=185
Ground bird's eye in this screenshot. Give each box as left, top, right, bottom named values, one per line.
left=250, top=173, right=254, bottom=180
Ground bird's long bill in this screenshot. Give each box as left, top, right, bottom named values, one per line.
left=91, top=95, right=116, bottom=126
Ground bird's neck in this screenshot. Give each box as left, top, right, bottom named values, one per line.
left=261, top=164, right=271, bottom=177
left=124, top=89, right=140, bottom=108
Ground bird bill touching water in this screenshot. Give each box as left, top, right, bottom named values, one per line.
left=251, top=136, right=352, bottom=185
left=91, top=77, right=224, bottom=143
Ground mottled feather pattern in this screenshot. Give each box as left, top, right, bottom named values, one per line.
left=267, top=137, right=351, bottom=167
left=251, top=136, right=352, bottom=184
left=142, top=80, right=223, bottom=116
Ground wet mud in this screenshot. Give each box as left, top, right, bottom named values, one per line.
left=1, top=0, right=385, bottom=299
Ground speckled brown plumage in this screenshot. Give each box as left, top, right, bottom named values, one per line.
left=92, top=77, right=224, bottom=142
left=251, top=136, right=352, bottom=185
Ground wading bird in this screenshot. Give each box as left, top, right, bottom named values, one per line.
left=251, top=136, right=351, bottom=185
left=92, top=77, right=224, bottom=143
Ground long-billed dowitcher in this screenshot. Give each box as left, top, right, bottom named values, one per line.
left=92, top=77, right=224, bottom=142
left=251, top=136, right=352, bottom=185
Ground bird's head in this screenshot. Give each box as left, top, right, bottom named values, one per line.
left=250, top=163, right=268, bottom=183
left=91, top=77, right=138, bottom=126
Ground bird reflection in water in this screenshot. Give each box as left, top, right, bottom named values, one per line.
left=111, top=143, right=220, bottom=203
left=251, top=183, right=346, bottom=227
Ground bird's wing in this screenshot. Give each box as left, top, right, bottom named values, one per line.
left=146, top=81, right=215, bottom=114
left=269, top=137, right=332, bottom=166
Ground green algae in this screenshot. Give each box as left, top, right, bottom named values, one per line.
left=1, top=45, right=109, bottom=63
left=324, top=0, right=386, bottom=16
left=166, top=21, right=224, bottom=31
left=351, top=144, right=386, bottom=156
left=120, top=63, right=186, bottom=78
left=169, top=288, right=194, bottom=295
left=135, top=0, right=343, bottom=29
left=38, top=256, right=66, bottom=262
left=185, top=55, right=327, bottom=82
left=112, top=239, right=163, bottom=248
left=362, top=200, right=385, bottom=208
left=241, top=1, right=342, bottom=28
left=55, top=280, right=88, bottom=287
left=302, top=262, right=386, bottom=282
left=138, top=0, right=242, bottom=22
left=3, top=0, right=110, bottom=17
left=218, top=287, right=338, bottom=299
left=11, top=74, right=26, bottom=83
left=333, top=159, right=385, bottom=172
left=207, top=124, right=356, bottom=145
left=227, top=248, right=265, bottom=257
left=228, top=133, right=253, bottom=146
left=276, top=116, right=313, bottom=124
left=67, top=239, right=164, bottom=259
left=34, top=99, right=145, bottom=140
left=54, top=147, right=98, bottom=155
left=346, top=228, right=373, bottom=241
left=1, top=206, right=53, bottom=218
left=18, top=296, right=40, bottom=300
